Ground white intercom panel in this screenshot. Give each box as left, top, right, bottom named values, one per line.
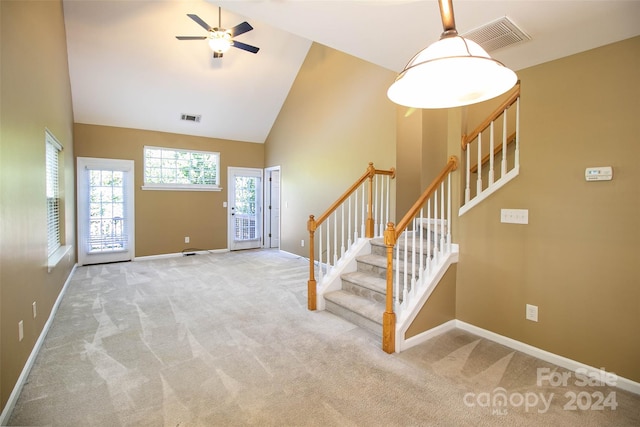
left=585, top=166, right=612, bottom=181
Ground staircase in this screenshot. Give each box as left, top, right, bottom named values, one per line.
left=324, top=238, right=388, bottom=337
left=324, top=227, right=438, bottom=337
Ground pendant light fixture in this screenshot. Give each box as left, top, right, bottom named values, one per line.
left=387, top=0, right=517, bottom=109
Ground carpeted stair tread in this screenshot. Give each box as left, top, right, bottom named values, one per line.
left=356, top=253, right=388, bottom=268
left=341, top=271, right=387, bottom=294
left=324, top=290, right=384, bottom=324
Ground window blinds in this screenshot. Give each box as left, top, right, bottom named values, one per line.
left=46, top=131, right=62, bottom=256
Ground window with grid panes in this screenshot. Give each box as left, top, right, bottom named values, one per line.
left=142, top=146, right=220, bottom=191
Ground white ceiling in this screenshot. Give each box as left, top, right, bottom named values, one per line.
left=63, top=0, right=640, bottom=144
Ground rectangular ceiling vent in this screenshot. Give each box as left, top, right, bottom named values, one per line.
left=462, top=16, right=531, bottom=53
left=180, top=114, right=201, bottom=123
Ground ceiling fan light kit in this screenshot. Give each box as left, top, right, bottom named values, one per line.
left=388, top=0, right=517, bottom=109
left=208, top=31, right=232, bottom=54
left=176, top=8, right=259, bottom=58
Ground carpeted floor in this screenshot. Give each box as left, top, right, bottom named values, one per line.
left=8, top=249, right=640, bottom=426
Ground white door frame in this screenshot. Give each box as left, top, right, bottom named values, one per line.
left=264, top=166, right=281, bottom=248
left=77, top=157, right=135, bottom=265
left=227, top=167, right=263, bottom=251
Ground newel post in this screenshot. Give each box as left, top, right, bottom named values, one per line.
left=382, top=222, right=397, bottom=354
left=365, top=162, right=376, bottom=238
left=307, top=215, right=317, bottom=310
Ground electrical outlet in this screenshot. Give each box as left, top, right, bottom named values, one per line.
left=301, top=239, right=305, bottom=247
left=184, top=236, right=190, bottom=244
left=526, top=304, right=538, bottom=322
left=33, top=302, right=37, bottom=319
left=18, top=320, right=24, bottom=341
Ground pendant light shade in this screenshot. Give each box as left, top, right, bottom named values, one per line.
left=387, top=0, right=517, bottom=109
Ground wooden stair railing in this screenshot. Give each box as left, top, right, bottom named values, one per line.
left=460, top=83, right=521, bottom=212
left=382, top=156, right=458, bottom=353
left=307, top=162, right=395, bottom=311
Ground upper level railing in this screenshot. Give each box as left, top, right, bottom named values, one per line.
left=381, top=156, right=458, bottom=353
left=307, top=163, right=396, bottom=310
left=460, top=84, right=521, bottom=215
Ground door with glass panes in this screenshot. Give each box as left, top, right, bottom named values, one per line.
left=77, top=157, right=135, bottom=265
left=228, top=167, right=262, bottom=251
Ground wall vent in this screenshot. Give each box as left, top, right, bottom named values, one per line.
left=461, top=16, right=531, bottom=53
left=180, top=114, right=201, bottom=123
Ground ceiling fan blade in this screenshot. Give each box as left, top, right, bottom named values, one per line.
left=229, top=21, right=253, bottom=37
left=231, top=41, right=259, bottom=54
left=176, top=36, right=207, bottom=40
left=187, top=14, right=213, bottom=32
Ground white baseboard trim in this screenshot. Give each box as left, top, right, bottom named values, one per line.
left=398, top=319, right=457, bottom=352
left=456, top=320, right=640, bottom=396
left=134, top=249, right=228, bottom=261
left=0, top=263, right=78, bottom=426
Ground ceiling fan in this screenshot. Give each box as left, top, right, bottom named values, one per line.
left=175, top=7, right=259, bottom=58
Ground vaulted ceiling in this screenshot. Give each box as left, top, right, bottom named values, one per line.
left=63, top=0, right=640, bottom=144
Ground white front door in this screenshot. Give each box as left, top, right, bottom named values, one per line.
left=264, top=167, right=281, bottom=248
left=228, top=167, right=262, bottom=251
left=77, top=157, right=135, bottom=265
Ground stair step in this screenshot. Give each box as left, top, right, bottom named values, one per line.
left=341, top=271, right=387, bottom=304
left=324, top=290, right=384, bottom=337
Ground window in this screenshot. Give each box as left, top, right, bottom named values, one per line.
left=143, top=146, right=220, bottom=191
left=46, top=130, right=62, bottom=256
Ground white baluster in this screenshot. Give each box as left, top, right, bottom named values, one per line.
left=385, top=175, right=390, bottom=234
left=434, top=189, right=439, bottom=263
left=354, top=187, right=359, bottom=243
left=426, top=199, right=432, bottom=275
left=348, top=194, right=352, bottom=250
left=502, top=106, right=508, bottom=178
left=341, top=205, right=345, bottom=258
left=411, top=218, right=416, bottom=298
left=440, top=182, right=445, bottom=255
left=419, top=207, right=424, bottom=283
left=465, top=147, right=471, bottom=203
left=318, top=224, right=324, bottom=282
left=361, top=183, right=366, bottom=237
left=403, top=229, right=408, bottom=307
left=477, top=133, right=483, bottom=196
left=333, top=212, right=338, bottom=266
left=446, top=174, right=452, bottom=252
left=395, top=243, right=400, bottom=310
left=515, top=97, right=520, bottom=168
left=326, top=217, right=331, bottom=272
left=373, top=175, right=379, bottom=236
left=489, top=121, right=495, bottom=186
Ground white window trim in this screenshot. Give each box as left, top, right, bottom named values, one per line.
left=142, top=145, right=221, bottom=191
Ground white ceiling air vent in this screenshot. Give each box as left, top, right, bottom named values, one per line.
left=461, top=16, right=531, bottom=53
left=180, top=113, right=201, bottom=123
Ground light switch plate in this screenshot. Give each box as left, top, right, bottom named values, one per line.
left=501, top=209, right=528, bottom=224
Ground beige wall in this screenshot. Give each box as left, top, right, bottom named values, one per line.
left=0, top=0, right=76, bottom=410
left=74, top=124, right=264, bottom=257
left=405, top=265, right=457, bottom=339
left=264, top=43, right=397, bottom=256
left=456, top=36, right=640, bottom=382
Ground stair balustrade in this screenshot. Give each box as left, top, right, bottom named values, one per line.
left=307, top=163, right=396, bottom=310
left=382, top=156, right=458, bottom=353
left=460, top=83, right=521, bottom=215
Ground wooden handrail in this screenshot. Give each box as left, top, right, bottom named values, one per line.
left=394, top=156, right=458, bottom=238
left=469, top=132, right=516, bottom=173
left=313, top=163, right=396, bottom=228
left=461, top=83, right=520, bottom=151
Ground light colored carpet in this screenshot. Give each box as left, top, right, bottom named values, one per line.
left=8, top=249, right=640, bottom=426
